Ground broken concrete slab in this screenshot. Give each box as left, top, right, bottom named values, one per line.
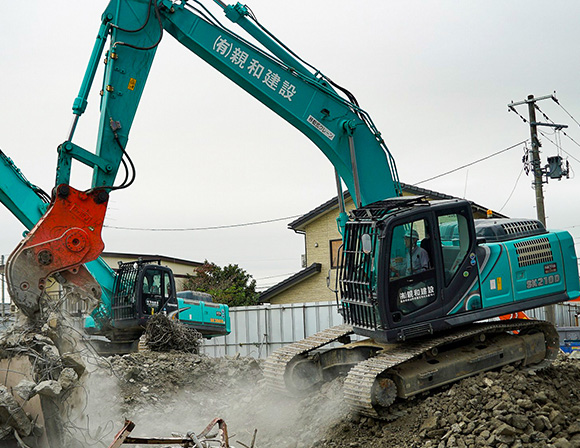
left=13, top=379, right=36, bottom=401
left=62, top=352, right=86, bottom=377
left=0, top=385, right=33, bottom=437
left=34, top=380, right=62, bottom=398
left=58, top=367, right=78, bottom=391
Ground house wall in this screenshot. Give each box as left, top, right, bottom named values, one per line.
left=265, top=274, right=334, bottom=304
left=269, top=198, right=356, bottom=304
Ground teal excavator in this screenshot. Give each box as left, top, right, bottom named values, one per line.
left=3, top=0, right=579, bottom=418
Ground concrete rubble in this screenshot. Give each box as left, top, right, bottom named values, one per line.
left=82, top=349, right=580, bottom=448
left=0, top=314, right=85, bottom=448
left=2, top=318, right=580, bottom=447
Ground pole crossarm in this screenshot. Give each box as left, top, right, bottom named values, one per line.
left=530, top=122, right=568, bottom=130
left=508, top=93, right=557, bottom=108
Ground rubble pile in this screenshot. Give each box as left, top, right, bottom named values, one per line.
left=414, top=358, right=580, bottom=448
left=3, top=324, right=580, bottom=448
left=309, top=357, right=580, bottom=448
left=99, top=351, right=580, bottom=448
left=106, top=350, right=261, bottom=411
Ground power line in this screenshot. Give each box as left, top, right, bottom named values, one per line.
left=553, top=97, right=580, bottom=129
left=414, top=140, right=528, bottom=186
left=511, top=100, right=580, bottom=164
left=255, top=272, right=296, bottom=281
left=535, top=104, right=580, bottom=152
left=106, top=141, right=528, bottom=232
left=498, top=166, right=525, bottom=213
left=105, top=214, right=302, bottom=231
left=560, top=224, right=580, bottom=230
left=537, top=129, right=580, bottom=164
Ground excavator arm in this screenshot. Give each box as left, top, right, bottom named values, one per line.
left=6, top=0, right=402, bottom=318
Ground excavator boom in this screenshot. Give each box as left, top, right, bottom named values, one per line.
left=6, top=0, right=401, bottom=319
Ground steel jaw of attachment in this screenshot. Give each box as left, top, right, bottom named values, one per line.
left=6, top=184, right=108, bottom=318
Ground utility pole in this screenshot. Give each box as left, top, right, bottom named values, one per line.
left=508, top=93, right=568, bottom=325
left=526, top=95, right=547, bottom=225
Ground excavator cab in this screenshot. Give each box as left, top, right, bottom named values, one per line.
left=339, top=196, right=479, bottom=343
left=111, top=260, right=178, bottom=340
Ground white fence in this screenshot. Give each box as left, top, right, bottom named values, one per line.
left=525, top=302, right=580, bottom=327
left=202, top=301, right=345, bottom=358
left=202, top=300, right=580, bottom=359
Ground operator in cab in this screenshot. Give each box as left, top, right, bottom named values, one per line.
left=390, top=229, right=430, bottom=279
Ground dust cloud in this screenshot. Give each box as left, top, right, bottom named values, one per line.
left=89, top=351, right=348, bottom=447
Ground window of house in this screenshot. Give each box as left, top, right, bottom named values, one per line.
left=330, top=239, right=343, bottom=269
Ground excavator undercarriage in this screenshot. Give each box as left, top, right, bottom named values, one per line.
left=264, top=319, right=558, bottom=420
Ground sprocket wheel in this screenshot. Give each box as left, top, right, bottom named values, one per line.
left=372, top=377, right=397, bottom=409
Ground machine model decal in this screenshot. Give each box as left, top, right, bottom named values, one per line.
left=213, top=35, right=297, bottom=102
left=307, top=115, right=335, bottom=141
left=526, top=274, right=560, bottom=289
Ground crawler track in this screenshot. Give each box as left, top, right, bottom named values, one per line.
left=263, top=324, right=354, bottom=393
left=264, top=320, right=558, bottom=419
left=344, top=319, right=558, bottom=419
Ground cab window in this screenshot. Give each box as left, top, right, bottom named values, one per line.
left=438, top=213, right=471, bottom=285
left=163, top=272, right=172, bottom=299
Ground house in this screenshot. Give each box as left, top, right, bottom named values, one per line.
left=259, top=183, right=507, bottom=304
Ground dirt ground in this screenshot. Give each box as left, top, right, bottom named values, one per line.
left=73, top=349, right=580, bottom=448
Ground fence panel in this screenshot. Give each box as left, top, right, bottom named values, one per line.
left=202, top=301, right=345, bottom=358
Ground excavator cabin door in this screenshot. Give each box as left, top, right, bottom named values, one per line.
left=380, top=202, right=478, bottom=332
left=138, top=265, right=178, bottom=318
left=384, top=214, right=441, bottom=326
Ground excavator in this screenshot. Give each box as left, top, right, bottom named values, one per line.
left=3, top=0, right=579, bottom=420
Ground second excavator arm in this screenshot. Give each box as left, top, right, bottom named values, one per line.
left=6, top=0, right=401, bottom=317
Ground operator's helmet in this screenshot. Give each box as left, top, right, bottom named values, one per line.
left=404, top=229, right=420, bottom=241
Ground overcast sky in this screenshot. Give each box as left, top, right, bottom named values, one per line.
left=1, top=1, right=580, bottom=291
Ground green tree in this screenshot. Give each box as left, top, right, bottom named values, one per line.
left=182, top=261, right=259, bottom=307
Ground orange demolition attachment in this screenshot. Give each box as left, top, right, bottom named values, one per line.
left=6, top=184, right=108, bottom=318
